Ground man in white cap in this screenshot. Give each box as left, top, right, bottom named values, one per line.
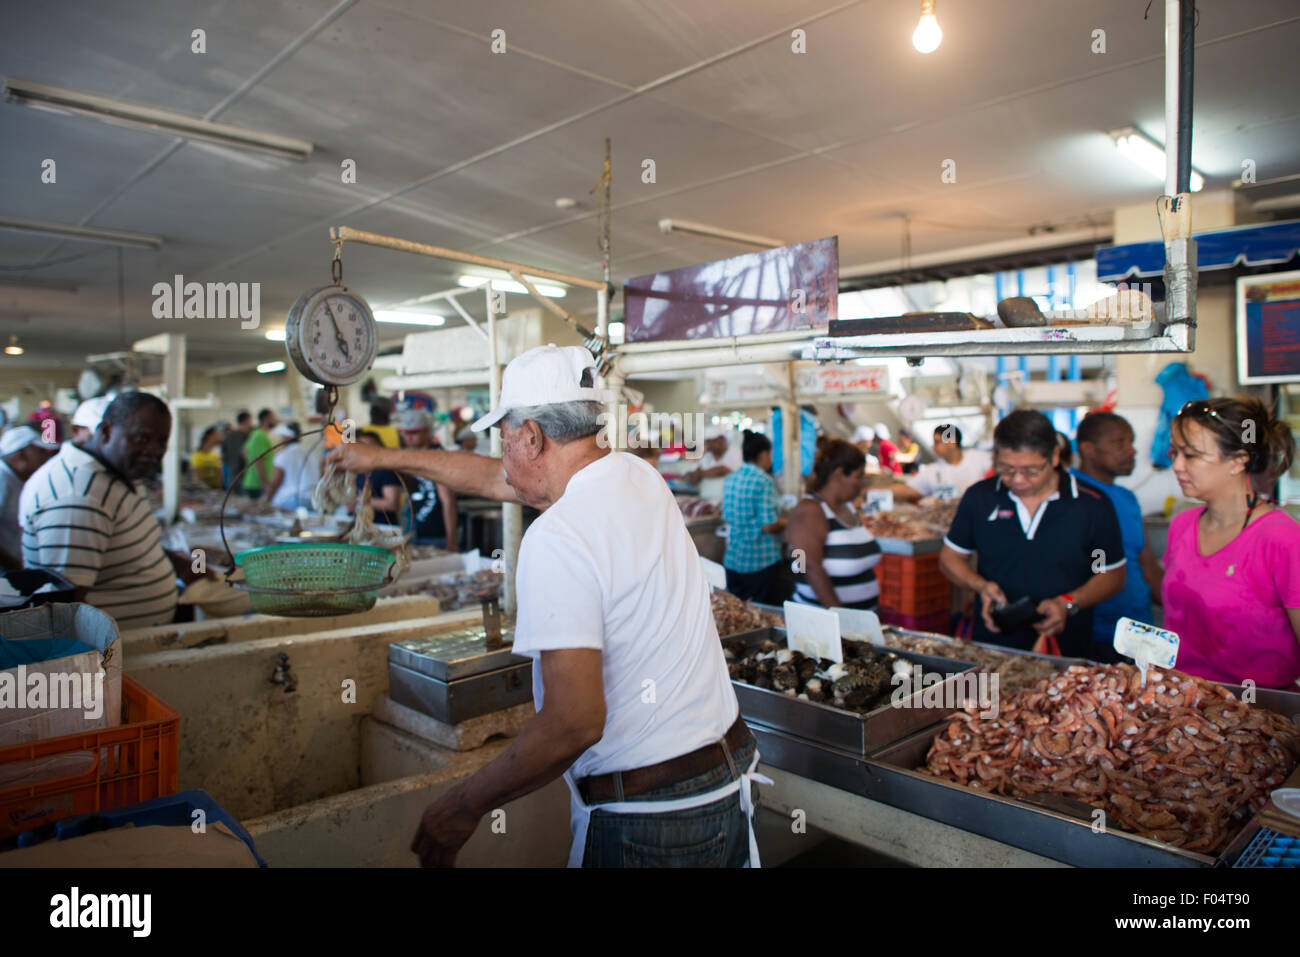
left=70, top=395, right=112, bottom=444
left=0, top=425, right=60, bottom=569
left=327, top=344, right=762, bottom=868
left=690, top=426, right=742, bottom=501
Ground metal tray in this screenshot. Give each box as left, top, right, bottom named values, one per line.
left=881, top=626, right=1093, bottom=668
left=723, top=627, right=979, bottom=756
left=862, top=682, right=1300, bottom=868
left=749, top=721, right=1217, bottom=867
left=388, top=626, right=524, bottom=681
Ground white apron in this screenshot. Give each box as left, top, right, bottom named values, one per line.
left=563, top=749, right=772, bottom=868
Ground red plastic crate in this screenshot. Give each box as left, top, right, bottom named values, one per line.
left=878, top=606, right=952, bottom=635
left=876, top=553, right=951, bottom=614
left=0, top=674, right=179, bottom=838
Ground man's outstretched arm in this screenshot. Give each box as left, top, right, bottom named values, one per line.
left=327, top=443, right=521, bottom=504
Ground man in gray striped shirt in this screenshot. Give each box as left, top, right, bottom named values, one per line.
left=20, top=392, right=193, bottom=630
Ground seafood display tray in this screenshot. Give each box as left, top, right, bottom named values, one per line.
left=873, top=536, right=943, bottom=555
left=866, top=722, right=1229, bottom=867
left=725, top=627, right=978, bottom=756
left=881, top=627, right=1093, bottom=667
left=750, top=721, right=1260, bottom=867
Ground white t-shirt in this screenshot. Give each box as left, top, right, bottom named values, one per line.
left=270, top=440, right=324, bottom=511
left=696, top=442, right=743, bottom=501
left=907, top=448, right=992, bottom=500
left=512, top=451, right=738, bottom=780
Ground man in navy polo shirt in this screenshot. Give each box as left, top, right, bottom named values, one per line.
left=1070, top=412, right=1163, bottom=660
left=938, top=409, right=1126, bottom=658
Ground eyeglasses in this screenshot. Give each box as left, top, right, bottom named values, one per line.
left=995, top=463, right=1050, bottom=480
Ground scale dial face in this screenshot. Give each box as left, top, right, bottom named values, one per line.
left=284, top=285, right=378, bottom=386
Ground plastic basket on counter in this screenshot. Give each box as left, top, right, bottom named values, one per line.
left=0, top=674, right=179, bottom=840
left=234, top=542, right=395, bottom=616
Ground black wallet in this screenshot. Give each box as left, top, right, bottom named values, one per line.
left=990, top=596, right=1044, bottom=632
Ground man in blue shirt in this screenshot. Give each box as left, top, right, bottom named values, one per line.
left=1070, top=412, right=1164, bottom=661
left=721, top=431, right=787, bottom=604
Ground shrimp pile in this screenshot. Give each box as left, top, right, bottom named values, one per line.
left=924, top=664, right=1300, bottom=853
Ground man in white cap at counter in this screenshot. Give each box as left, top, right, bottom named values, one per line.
left=690, top=426, right=742, bottom=501
left=327, top=344, right=764, bottom=868
left=0, top=424, right=60, bottom=569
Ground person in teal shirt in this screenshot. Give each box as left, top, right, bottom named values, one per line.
left=721, top=431, right=787, bottom=603
left=1070, top=412, right=1164, bottom=661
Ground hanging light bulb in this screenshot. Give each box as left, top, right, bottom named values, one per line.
left=912, top=0, right=942, bottom=54
left=4, top=336, right=23, bottom=356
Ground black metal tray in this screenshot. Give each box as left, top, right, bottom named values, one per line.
left=724, top=627, right=979, bottom=756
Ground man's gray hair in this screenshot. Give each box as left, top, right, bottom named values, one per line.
left=504, top=401, right=604, bottom=443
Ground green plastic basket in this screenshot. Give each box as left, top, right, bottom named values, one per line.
left=233, top=543, right=396, bottom=617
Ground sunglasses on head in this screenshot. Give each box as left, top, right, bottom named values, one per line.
left=1177, top=400, right=1229, bottom=425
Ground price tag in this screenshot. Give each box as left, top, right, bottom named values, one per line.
left=866, top=489, right=895, bottom=513
left=831, top=607, right=885, bottom=646
left=783, top=600, right=843, bottom=663
left=1114, top=617, right=1179, bottom=684
left=699, top=556, right=729, bottom=591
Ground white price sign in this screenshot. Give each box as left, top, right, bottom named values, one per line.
left=832, top=607, right=885, bottom=646
left=783, top=600, right=843, bottom=663
left=1113, top=617, right=1179, bottom=683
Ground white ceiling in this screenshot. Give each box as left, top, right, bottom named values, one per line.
left=0, top=0, right=1297, bottom=371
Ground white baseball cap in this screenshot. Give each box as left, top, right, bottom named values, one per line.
left=704, top=425, right=727, bottom=441
left=0, top=424, right=60, bottom=455
left=852, top=425, right=875, bottom=444
left=471, top=344, right=610, bottom=432
left=72, top=396, right=112, bottom=431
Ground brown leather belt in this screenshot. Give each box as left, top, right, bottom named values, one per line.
left=577, top=714, right=751, bottom=804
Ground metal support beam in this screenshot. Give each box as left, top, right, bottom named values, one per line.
left=331, top=226, right=605, bottom=290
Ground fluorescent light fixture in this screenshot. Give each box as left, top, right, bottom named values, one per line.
left=0, top=215, right=162, bottom=250
left=912, top=0, right=942, bottom=53
left=257, top=360, right=286, bottom=374
left=2, top=77, right=313, bottom=161
left=374, top=311, right=447, bottom=326
left=456, top=276, right=567, bottom=298
left=657, top=218, right=785, bottom=249
left=1109, top=127, right=1204, bottom=192
left=264, top=328, right=287, bottom=342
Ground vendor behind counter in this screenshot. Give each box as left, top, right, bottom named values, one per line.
left=939, top=409, right=1126, bottom=660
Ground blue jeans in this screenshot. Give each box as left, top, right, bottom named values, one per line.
left=580, top=733, right=758, bottom=868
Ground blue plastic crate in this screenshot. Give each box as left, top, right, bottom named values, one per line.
left=13, top=788, right=267, bottom=867
left=1233, top=827, right=1300, bottom=868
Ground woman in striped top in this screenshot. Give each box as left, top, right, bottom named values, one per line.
left=785, top=438, right=881, bottom=609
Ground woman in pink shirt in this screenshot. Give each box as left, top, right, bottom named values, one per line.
left=1162, top=396, right=1300, bottom=689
